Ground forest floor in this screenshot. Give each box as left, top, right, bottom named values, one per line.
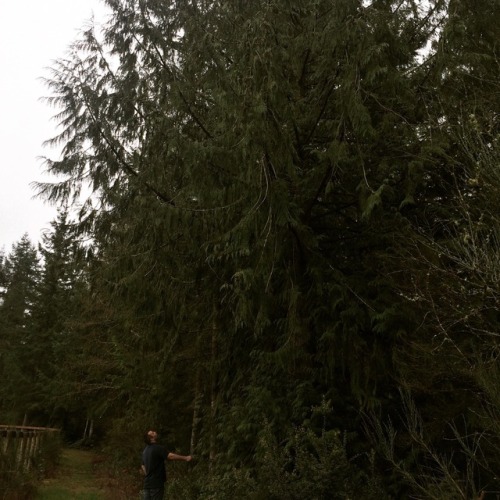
left=36, top=448, right=139, bottom=500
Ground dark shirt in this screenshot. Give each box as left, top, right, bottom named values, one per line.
left=142, top=443, right=169, bottom=489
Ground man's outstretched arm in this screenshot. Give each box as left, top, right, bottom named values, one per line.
left=167, top=452, right=192, bottom=462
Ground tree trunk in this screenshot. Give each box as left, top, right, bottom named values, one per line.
left=209, top=311, right=218, bottom=470
left=190, top=369, right=202, bottom=456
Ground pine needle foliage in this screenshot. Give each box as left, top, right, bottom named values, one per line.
left=24, top=0, right=500, bottom=496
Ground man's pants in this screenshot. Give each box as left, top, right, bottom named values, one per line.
left=143, top=487, right=164, bottom=500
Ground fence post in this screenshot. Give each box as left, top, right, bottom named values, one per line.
left=0, top=425, right=60, bottom=472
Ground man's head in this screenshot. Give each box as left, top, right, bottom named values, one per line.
left=144, top=430, right=158, bottom=445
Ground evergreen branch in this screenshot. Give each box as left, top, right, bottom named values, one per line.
left=303, top=125, right=344, bottom=222
left=328, top=264, right=377, bottom=313
left=76, top=77, right=177, bottom=207
left=298, top=48, right=311, bottom=92
left=362, top=89, right=411, bottom=125
left=176, top=91, right=213, bottom=139
left=305, top=78, right=338, bottom=145
left=263, top=150, right=278, bottom=181
left=303, top=164, right=335, bottom=224
left=134, top=7, right=214, bottom=139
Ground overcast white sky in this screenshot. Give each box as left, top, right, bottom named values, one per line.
left=0, top=0, right=109, bottom=254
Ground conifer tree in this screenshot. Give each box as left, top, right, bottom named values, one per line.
left=29, top=208, right=86, bottom=426
left=36, top=0, right=499, bottom=495
left=0, top=235, right=40, bottom=422
left=0, top=248, right=6, bottom=314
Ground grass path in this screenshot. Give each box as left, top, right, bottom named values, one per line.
left=36, top=448, right=109, bottom=500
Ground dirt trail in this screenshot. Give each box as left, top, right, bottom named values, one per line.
left=36, top=448, right=109, bottom=500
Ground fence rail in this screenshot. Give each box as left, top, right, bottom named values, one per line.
left=0, top=424, right=60, bottom=472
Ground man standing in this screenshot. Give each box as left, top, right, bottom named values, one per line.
left=141, top=429, right=192, bottom=500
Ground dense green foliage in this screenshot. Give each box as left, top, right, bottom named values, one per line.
left=0, top=235, right=41, bottom=422
left=1, top=0, right=498, bottom=497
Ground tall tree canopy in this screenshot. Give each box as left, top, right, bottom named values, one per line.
left=24, top=0, right=500, bottom=497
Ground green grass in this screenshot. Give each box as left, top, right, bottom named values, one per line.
left=36, top=489, right=103, bottom=500
left=36, top=448, right=107, bottom=500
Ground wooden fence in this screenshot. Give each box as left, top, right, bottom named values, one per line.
left=0, top=425, right=60, bottom=472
